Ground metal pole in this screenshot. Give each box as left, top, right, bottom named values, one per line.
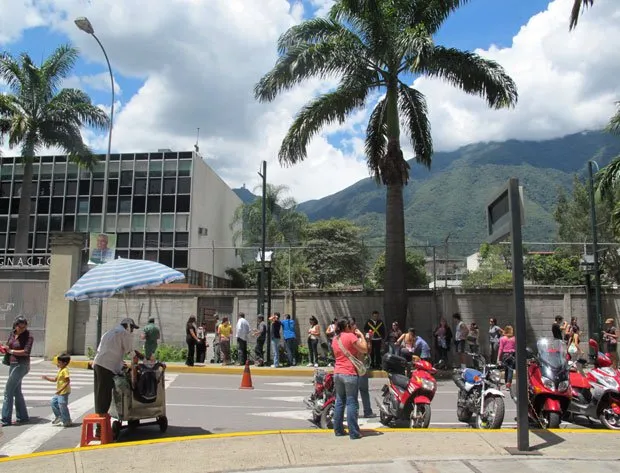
left=258, top=161, right=268, bottom=361
left=432, top=246, right=437, bottom=290
left=588, top=161, right=603, bottom=345
left=211, top=240, right=215, bottom=289
left=508, top=178, right=529, bottom=452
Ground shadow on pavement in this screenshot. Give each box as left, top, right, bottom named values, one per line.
left=115, top=425, right=212, bottom=443
left=530, top=429, right=565, bottom=451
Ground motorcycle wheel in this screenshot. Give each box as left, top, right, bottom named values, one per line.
left=476, top=395, right=505, bottom=429
left=410, top=404, right=431, bottom=429
left=320, top=404, right=334, bottom=430
left=599, top=409, right=620, bottom=430
left=545, top=411, right=561, bottom=429
left=457, top=406, right=472, bottom=423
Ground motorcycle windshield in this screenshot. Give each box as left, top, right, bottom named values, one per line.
left=537, top=338, right=568, bottom=370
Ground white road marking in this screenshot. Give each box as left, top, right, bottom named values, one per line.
left=168, top=386, right=309, bottom=393
left=263, top=382, right=311, bottom=387
left=167, top=403, right=306, bottom=409
left=262, top=396, right=306, bottom=403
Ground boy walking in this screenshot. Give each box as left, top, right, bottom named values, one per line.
left=42, top=353, right=72, bottom=427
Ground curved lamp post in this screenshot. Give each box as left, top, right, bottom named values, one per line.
left=75, top=16, right=115, bottom=346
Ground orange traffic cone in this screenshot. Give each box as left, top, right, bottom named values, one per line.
left=239, top=360, right=254, bottom=390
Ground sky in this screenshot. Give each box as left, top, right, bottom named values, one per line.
left=0, top=0, right=619, bottom=203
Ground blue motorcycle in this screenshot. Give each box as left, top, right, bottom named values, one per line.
left=452, top=352, right=505, bottom=429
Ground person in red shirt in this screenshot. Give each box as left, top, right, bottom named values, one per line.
left=331, top=317, right=368, bottom=439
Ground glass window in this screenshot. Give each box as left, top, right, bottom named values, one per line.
left=107, top=179, right=119, bottom=195
left=161, top=196, right=175, bottom=213
left=119, top=197, right=132, bottom=213
left=159, top=250, right=173, bottom=267
left=177, top=177, right=190, bottom=194
left=36, top=216, right=48, bottom=231
left=88, top=215, right=102, bottom=231
left=12, top=182, right=22, bottom=196
left=63, top=216, right=75, bottom=231
left=51, top=198, right=63, bottom=214
left=135, top=153, right=149, bottom=161
left=110, top=153, right=121, bottom=161
left=147, top=197, right=160, bottom=213
left=29, top=216, right=34, bottom=231
left=50, top=216, right=62, bottom=231
left=174, top=250, right=188, bottom=269
left=163, top=178, right=176, bottom=194
left=34, top=233, right=47, bottom=249
left=176, top=195, right=190, bottom=212
left=8, top=233, right=15, bottom=249
left=0, top=233, right=6, bottom=248
left=37, top=198, right=50, bottom=214
left=145, top=232, right=159, bottom=247
left=65, top=198, right=76, bottom=213
left=92, top=180, right=104, bottom=195
left=76, top=215, right=88, bottom=231
left=145, top=250, right=158, bottom=262
left=66, top=180, right=77, bottom=195
left=148, top=178, right=161, bottom=194
left=149, top=153, right=163, bottom=160
left=175, top=232, right=188, bottom=247
left=134, top=179, right=147, bottom=194
left=90, top=197, right=103, bottom=213
left=91, top=163, right=105, bottom=178
left=79, top=180, right=90, bottom=195
left=132, top=196, right=146, bottom=213
left=104, top=214, right=116, bottom=233
left=160, top=232, right=174, bottom=247
left=116, top=249, right=129, bottom=259
left=129, top=249, right=144, bottom=260
left=9, top=217, right=17, bottom=231
left=52, top=180, right=65, bottom=196
left=0, top=217, right=6, bottom=231
left=178, top=160, right=192, bottom=176
left=117, top=233, right=130, bottom=248
left=161, top=214, right=174, bottom=231
left=0, top=182, right=11, bottom=197
left=66, top=164, right=79, bottom=179
left=132, top=215, right=145, bottom=231
left=117, top=215, right=130, bottom=231
left=120, top=153, right=135, bottom=161
left=175, top=214, right=188, bottom=231
left=164, top=152, right=177, bottom=160
left=135, top=161, right=148, bottom=177
left=119, top=186, right=132, bottom=196
left=149, top=161, right=162, bottom=177
left=78, top=198, right=89, bottom=213
left=179, top=152, right=192, bottom=160
left=107, top=197, right=117, bottom=213
left=39, top=181, right=51, bottom=196
left=146, top=214, right=159, bottom=231
left=0, top=198, right=8, bottom=214
left=130, top=233, right=144, bottom=247
left=120, top=170, right=133, bottom=187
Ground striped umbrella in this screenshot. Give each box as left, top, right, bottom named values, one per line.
left=65, top=258, right=185, bottom=301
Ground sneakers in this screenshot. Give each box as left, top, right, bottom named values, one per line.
left=362, top=413, right=377, bottom=419
left=52, top=417, right=61, bottom=425
left=314, top=363, right=318, bottom=368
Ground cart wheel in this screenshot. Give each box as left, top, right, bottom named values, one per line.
left=128, top=420, right=139, bottom=431
left=157, top=416, right=168, bottom=433
left=112, top=420, right=121, bottom=441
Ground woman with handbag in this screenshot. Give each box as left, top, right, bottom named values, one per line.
left=1, top=316, right=34, bottom=426
left=332, top=317, right=368, bottom=440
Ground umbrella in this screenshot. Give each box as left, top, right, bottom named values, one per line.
left=65, top=258, right=185, bottom=301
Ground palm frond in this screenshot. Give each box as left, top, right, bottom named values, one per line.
left=0, top=53, right=24, bottom=94
left=606, top=102, right=620, bottom=136
left=278, top=18, right=354, bottom=52
left=279, top=77, right=370, bottom=165
left=46, top=88, right=110, bottom=130
left=596, top=155, right=620, bottom=200
left=570, top=0, right=594, bottom=31
left=406, top=0, right=472, bottom=35
left=365, top=97, right=388, bottom=182
left=397, top=24, right=434, bottom=72
left=418, top=47, right=518, bottom=109
left=40, top=44, right=79, bottom=94
left=398, top=84, right=433, bottom=167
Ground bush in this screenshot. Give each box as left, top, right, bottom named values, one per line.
left=155, top=344, right=188, bottom=362
left=86, top=347, right=95, bottom=360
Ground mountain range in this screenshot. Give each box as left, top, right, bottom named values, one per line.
left=233, top=131, right=620, bottom=255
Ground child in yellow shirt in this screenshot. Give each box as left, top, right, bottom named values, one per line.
left=42, top=353, right=72, bottom=427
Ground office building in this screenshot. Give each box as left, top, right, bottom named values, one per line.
left=0, top=150, right=241, bottom=286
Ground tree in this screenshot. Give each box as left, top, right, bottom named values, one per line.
left=304, top=219, right=369, bottom=288
left=461, top=244, right=512, bottom=289
left=254, top=0, right=517, bottom=327
left=523, top=251, right=583, bottom=286
left=570, top=0, right=594, bottom=30
left=371, top=250, right=428, bottom=289
left=0, top=45, right=109, bottom=253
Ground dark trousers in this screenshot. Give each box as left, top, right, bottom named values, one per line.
left=371, top=339, right=382, bottom=368
left=93, top=364, right=115, bottom=415
left=186, top=340, right=196, bottom=366
left=237, top=338, right=248, bottom=365
left=255, top=337, right=265, bottom=361
left=196, top=340, right=206, bottom=364
left=308, top=337, right=319, bottom=365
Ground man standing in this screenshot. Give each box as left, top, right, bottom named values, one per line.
left=364, top=311, right=385, bottom=369
left=552, top=316, right=564, bottom=341
left=269, top=313, right=282, bottom=368
left=453, top=313, right=469, bottom=369
left=140, top=317, right=160, bottom=360
left=92, top=318, right=139, bottom=415
left=253, top=315, right=267, bottom=365
left=236, top=313, right=250, bottom=366
left=212, top=315, right=221, bottom=364
left=281, top=314, right=297, bottom=366
left=604, top=318, right=618, bottom=368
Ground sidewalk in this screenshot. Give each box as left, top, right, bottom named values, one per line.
left=0, top=429, right=618, bottom=472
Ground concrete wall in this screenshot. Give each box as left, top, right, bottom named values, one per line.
left=71, top=287, right=620, bottom=356
left=188, top=153, right=241, bottom=278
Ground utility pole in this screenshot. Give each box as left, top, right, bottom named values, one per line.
left=257, top=161, right=268, bottom=362
left=588, top=160, right=603, bottom=344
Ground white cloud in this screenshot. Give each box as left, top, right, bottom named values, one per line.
left=64, top=73, right=122, bottom=96
left=412, top=0, right=620, bottom=151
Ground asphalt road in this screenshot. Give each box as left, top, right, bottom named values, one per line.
left=3, top=362, right=592, bottom=457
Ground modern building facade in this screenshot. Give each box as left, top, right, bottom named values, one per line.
left=0, top=150, right=241, bottom=286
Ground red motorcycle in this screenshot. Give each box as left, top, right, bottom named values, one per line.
left=304, top=369, right=335, bottom=428
left=511, top=338, right=571, bottom=428
left=377, top=353, right=437, bottom=428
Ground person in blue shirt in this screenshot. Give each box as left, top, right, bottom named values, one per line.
left=281, top=314, right=297, bottom=366
left=411, top=329, right=431, bottom=361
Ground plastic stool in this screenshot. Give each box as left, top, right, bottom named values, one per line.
left=80, top=413, right=112, bottom=446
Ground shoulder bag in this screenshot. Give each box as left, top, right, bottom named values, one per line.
left=336, top=335, right=367, bottom=376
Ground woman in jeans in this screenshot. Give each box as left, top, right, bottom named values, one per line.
left=497, top=325, right=516, bottom=390
left=185, top=316, right=199, bottom=366
left=1, top=316, right=34, bottom=426
left=331, top=317, right=368, bottom=439
left=307, top=316, right=320, bottom=367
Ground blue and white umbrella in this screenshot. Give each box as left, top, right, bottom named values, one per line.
left=65, top=258, right=185, bottom=301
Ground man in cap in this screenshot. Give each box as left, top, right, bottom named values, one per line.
left=141, top=317, right=160, bottom=360
left=92, top=318, right=140, bottom=415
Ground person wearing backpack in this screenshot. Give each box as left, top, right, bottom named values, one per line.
left=453, top=313, right=469, bottom=369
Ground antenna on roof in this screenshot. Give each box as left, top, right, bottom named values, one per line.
left=194, top=128, right=200, bottom=153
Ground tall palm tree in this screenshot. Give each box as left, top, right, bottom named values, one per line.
left=0, top=44, right=109, bottom=254
left=570, top=0, right=594, bottom=30
left=254, top=0, right=517, bottom=326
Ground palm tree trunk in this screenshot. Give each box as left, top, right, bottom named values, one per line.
left=14, top=159, right=34, bottom=254
left=383, top=84, right=408, bottom=328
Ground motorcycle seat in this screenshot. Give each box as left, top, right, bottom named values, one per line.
left=389, top=373, right=410, bottom=390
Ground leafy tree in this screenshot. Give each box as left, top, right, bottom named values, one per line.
left=462, top=244, right=512, bottom=289
left=523, top=251, right=583, bottom=285
left=372, top=250, right=428, bottom=289
left=0, top=45, right=109, bottom=253
left=304, top=219, right=369, bottom=288
left=569, top=0, right=594, bottom=30
left=254, top=0, right=517, bottom=327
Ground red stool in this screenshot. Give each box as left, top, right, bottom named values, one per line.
left=80, top=413, right=113, bottom=446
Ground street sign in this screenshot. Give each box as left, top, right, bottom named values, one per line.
left=486, top=184, right=525, bottom=244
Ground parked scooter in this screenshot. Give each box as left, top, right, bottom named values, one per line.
left=304, top=369, right=335, bottom=428
left=566, top=339, right=620, bottom=430
left=377, top=353, right=437, bottom=428
left=510, top=338, right=571, bottom=428
left=453, top=352, right=505, bottom=429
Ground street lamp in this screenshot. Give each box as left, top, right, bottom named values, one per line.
left=587, top=160, right=603, bottom=346
left=256, top=250, right=273, bottom=363
left=75, top=16, right=115, bottom=346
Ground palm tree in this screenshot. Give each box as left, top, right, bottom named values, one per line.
left=0, top=44, right=109, bottom=254
left=570, top=0, right=594, bottom=30
left=254, top=0, right=517, bottom=326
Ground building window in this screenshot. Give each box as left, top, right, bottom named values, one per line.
left=177, top=177, right=190, bottom=194
left=134, top=179, right=147, bottom=194
left=120, top=170, right=133, bottom=187
left=117, top=233, right=130, bottom=248
left=66, top=181, right=77, bottom=195
left=50, top=216, right=62, bottom=231
left=146, top=214, right=159, bottom=232
left=108, top=179, right=119, bottom=195
left=148, top=178, right=161, bottom=194
left=39, top=181, right=51, bottom=196
left=161, top=215, right=174, bottom=231
left=175, top=232, right=188, bottom=247
left=0, top=182, right=11, bottom=197
left=117, top=215, right=131, bottom=231
left=88, top=216, right=102, bottom=231
left=52, top=181, right=65, bottom=196
left=0, top=217, right=6, bottom=232
left=132, top=215, right=145, bottom=231
left=90, top=197, right=103, bottom=213
left=76, top=215, right=88, bottom=231
left=160, top=232, right=173, bottom=247
left=8, top=233, right=15, bottom=249
left=130, top=233, right=144, bottom=247
left=79, top=180, right=90, bottom=195
left=65, top=198, right=76, bottom=213
left=159, top=250, right=172, bottom=267
left=12, top=182, right=21, bottom=197
left=176, top=195, right=190, bottom=212
left=35, top=233, right=47, bottom=249
left=161, top=196, right=175, bottom=213
left=0, top=199, right=8, bottom=214
left=177, top=160, right=191, bottom=176
left=36, top=216, right=48, bottom=231
left=116, top=249, right=129, bottom=259
left=163, top=178, right=176, bottom=194
left=132, top=196, right=146, bottom=213
left=130, top=249, right=144, bottom=260
left=145, top=232, right=159, bottom=247
left=92, top=180, right=104, bottom=195
left=51, top=198, right=63, bottom=214
left=174, top=250, right=188, bottom=268
left=63, top=216, right=75, bottom=231
left=37, top=198, right=50, bottom=214
left=119, top=197, right=132, bottom=213
left=145, top=250, right=158, bottom=261
left=175, top=214, right=188, bottom=231
left=147, top=196, right=160, bottom=213
left=78, top=198, right=89, bottom=213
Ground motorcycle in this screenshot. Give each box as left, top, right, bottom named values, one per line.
left=304, top=369, right=335, bottom=429
left=566, top=339, right=620, bottom=430
left=377, top=353, right=437, bottom=428
left=452, top=352, right=505, bottom=429
left=511, top=338, right=571, bottom=429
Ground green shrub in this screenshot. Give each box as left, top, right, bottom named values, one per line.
left=155, top=344, right=188, bottom=362
left=86, top=347, right=95, bottom=360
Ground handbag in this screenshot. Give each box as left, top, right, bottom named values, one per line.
left=336, top=335, right=367, bottom=376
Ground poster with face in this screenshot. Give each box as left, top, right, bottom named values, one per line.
left=88, top=232, right=117, bottom=265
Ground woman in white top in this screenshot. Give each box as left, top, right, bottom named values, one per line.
left=307, top=316, right=320, bottom=367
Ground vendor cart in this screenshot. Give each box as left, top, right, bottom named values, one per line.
left=109, top=361, right=168, bottom=440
